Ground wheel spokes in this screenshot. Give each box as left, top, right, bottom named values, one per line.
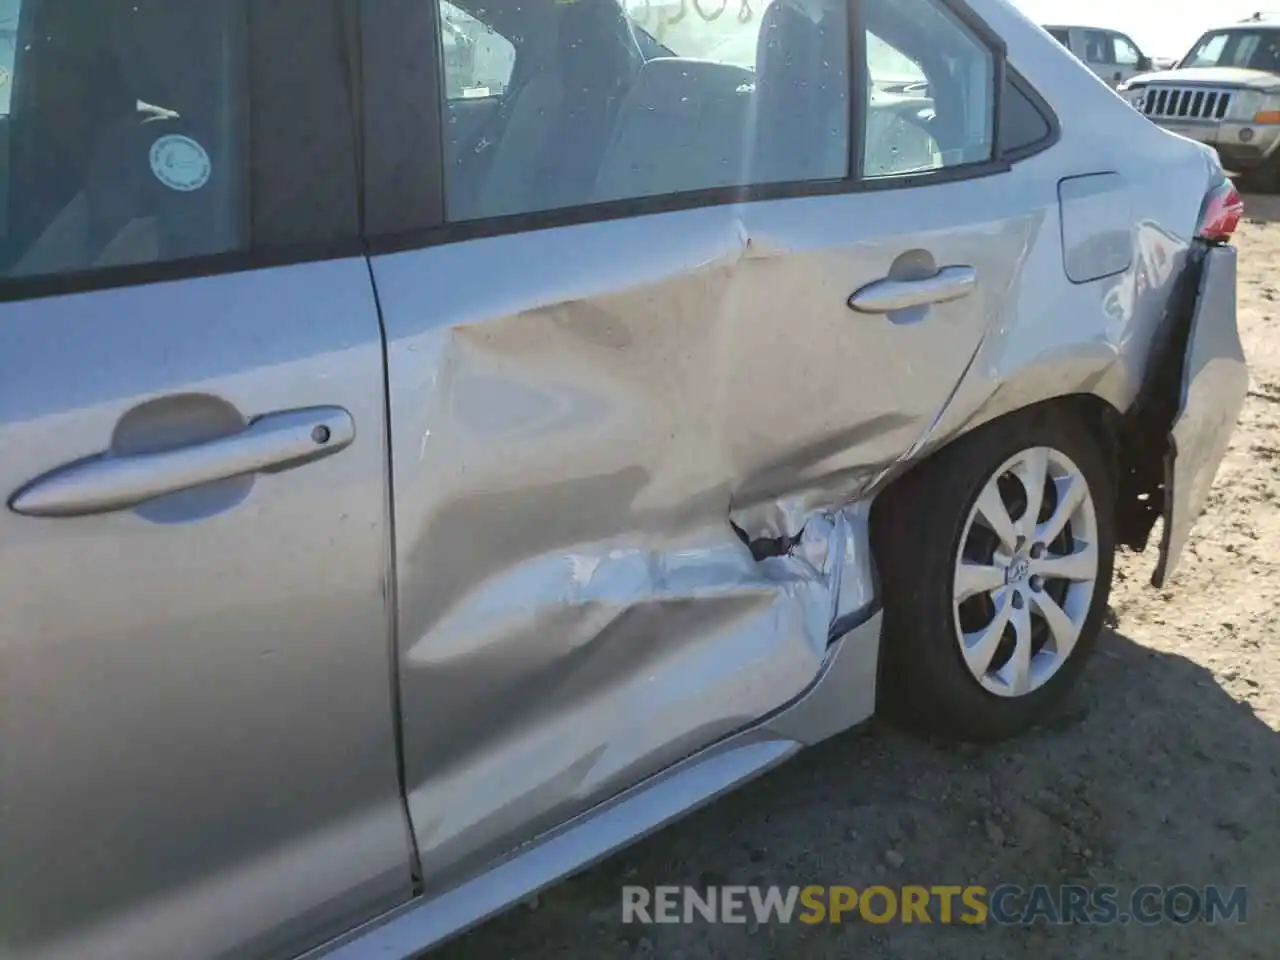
left=954, top=444, right=1100, bottom=699
left=955, top=562, right=1006, bottom=603
left=1030, top=589, right=1081, bottom=659
left=1002, top=601, right=1034, bottom=696
left=974, top=484, right=1019, bottom=552
left=1037, top=473, right=1088, bottom=545
left=1015, top=447, right=1049, bottom=537
left=962, top=589, right=1013, bottom=676
left=1031, top=543, right=1097, bottom=583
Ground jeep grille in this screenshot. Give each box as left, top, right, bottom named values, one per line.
left=1138, top=86, right=1233, bottom=121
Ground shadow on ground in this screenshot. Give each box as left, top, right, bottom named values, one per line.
left=1241, top=192, right=1280, bottom=227
left=429, top=624, right=1279, bottom=959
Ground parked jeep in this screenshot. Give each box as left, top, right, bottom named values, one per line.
left=1119, top=14, right=1280, bottom=189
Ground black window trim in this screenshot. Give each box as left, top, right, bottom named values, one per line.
left=0, top=0, right=367, bottom=305
left=361, top=0, right=1058, bottom=256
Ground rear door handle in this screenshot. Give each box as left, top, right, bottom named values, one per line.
left=8, top=406, right=355, bottom=518
left=848, top=265, right=977, bottom=314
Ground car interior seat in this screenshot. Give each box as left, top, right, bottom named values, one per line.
left=752, top=0, right=850, bottom=184
left=591, top=57, right=756, bottom=203
left=469, top=0, right=637, bottom=219
left=9, top=114, right=163, bottom=276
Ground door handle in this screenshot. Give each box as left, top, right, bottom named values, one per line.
left=848, top=265, right=977, bottom=314
left=8, top=406, right=356, bottom=518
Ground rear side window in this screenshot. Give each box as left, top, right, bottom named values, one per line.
left=0, top=0, right=246, bottom=282
left=436, top=0, right=851, bottom=222
left=999, top=74, right=1052, bottom=156
left=863, top=0, right=996, bottom=180
left=440, top=1, right=515, bottom=100
left=1046, top=28, right=1070, bottom=48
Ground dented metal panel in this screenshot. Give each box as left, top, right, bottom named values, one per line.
left=372, top=183, right=1037, bottom=885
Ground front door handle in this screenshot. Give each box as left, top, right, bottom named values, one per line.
left=848, top=265, right=977, bottom=314
left=8, top=406, right=355, bottom=518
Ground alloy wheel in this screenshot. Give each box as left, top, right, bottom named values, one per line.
left=952, top=446, right=1100, bottom=698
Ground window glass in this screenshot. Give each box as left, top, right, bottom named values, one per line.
left=1175, top=30, right=1280, bottom=70
left=1113, top=34, right=1140, bottom=67
left=1046, top=27, right=1070, bottom=48
left=0, top=0, right=15, bottom=117
left=999, top=75, right=1051, bottom=154
left=440, top=0, right=515, bottom=100
left=1083, top=30, right=1113, bottom=64
left=862, top=0, right=995, bottom=179
left=0, top=0, right=245, bottom=281
left=438, top=0, right=850, bottom=222
left=1184, top=32, right=1229, bottom=67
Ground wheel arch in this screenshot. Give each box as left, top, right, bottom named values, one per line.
left=869, top=392, right=1158, bottom=553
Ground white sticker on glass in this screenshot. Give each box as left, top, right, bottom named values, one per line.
left=149, top=135, right=212, bottom=192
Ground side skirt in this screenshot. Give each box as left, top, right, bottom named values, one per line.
left=305, top=611, right=883, bottom=959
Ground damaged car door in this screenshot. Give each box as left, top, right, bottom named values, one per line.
left=358, top=0, right=1050, bottom=891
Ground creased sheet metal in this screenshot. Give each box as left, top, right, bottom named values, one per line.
left=371, top=169, right=1191, bottom=886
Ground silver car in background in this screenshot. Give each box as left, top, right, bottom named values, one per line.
left=0, top=0, right=1249, bottom=958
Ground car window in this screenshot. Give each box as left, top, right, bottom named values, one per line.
left=1083, top=29, right=1114, bottom=64
left=1045, top=27, right=1070, bottom=48
left=863, top=0, right=995, bottom=179
left=623, top=0, right=920, bottom=78
left=1180, top=30, right=1280, bottom=71
left=440, top=0, right=516, bottom=100
left=0, top=0, right=245, bottom=282
left=0, top=0, right=15, bottom=117
left=1113, top=34, right=1140, bottom=67
left=999, top=74, right=1052, bottom=155
left=439, top=0, right=851, bottom=221
left=1184, top=32, right=1229, bottom=67
left=623, top=0, right=762, bottom=68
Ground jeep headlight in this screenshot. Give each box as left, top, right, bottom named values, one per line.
left=1128, top=88, right=1148, bottom=109
left=1253, top=91, right=1280, bottom=124
left=1230, top=90, right=1265, bottom=121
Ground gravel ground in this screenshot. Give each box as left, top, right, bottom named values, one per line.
left=433, top=205, right=1280, bottom=960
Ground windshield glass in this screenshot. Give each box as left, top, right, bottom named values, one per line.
left=1179, top=29, right=1280, bottom=71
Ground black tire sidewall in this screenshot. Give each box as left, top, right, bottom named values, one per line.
left=875, top=406, right=1117, bottom=742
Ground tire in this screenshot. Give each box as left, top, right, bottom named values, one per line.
left=871, top=404, right=1117, bottom=742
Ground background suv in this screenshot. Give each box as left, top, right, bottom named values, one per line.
left=1120, top=13, right=1280, bottom=189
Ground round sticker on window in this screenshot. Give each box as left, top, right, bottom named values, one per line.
left=149, top=134, right=211, bottom=192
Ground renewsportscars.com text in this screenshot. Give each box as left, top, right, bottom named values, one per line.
left=621, top=884, right=1248, bottom=926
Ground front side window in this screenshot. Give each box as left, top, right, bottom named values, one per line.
left=438, top=0, right=850, bottom=221
left=1181, top=30, right=1280, bottom=71
left=863, top=0, right=995, bottom=179
left=1083, top=29, right=1113, bottom=64
left=0, top=0, right=246, bottom=283
left=1113, top=34, right=1141, bottom=67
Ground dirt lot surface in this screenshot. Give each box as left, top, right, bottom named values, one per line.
left=436, top=204, right=1280, bottom=960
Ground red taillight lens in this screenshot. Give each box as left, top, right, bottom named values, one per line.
left=1198, top=178, right=1244, bottom=242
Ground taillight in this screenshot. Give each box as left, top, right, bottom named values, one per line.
left=1197, top=178, right=1244, bottom=243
